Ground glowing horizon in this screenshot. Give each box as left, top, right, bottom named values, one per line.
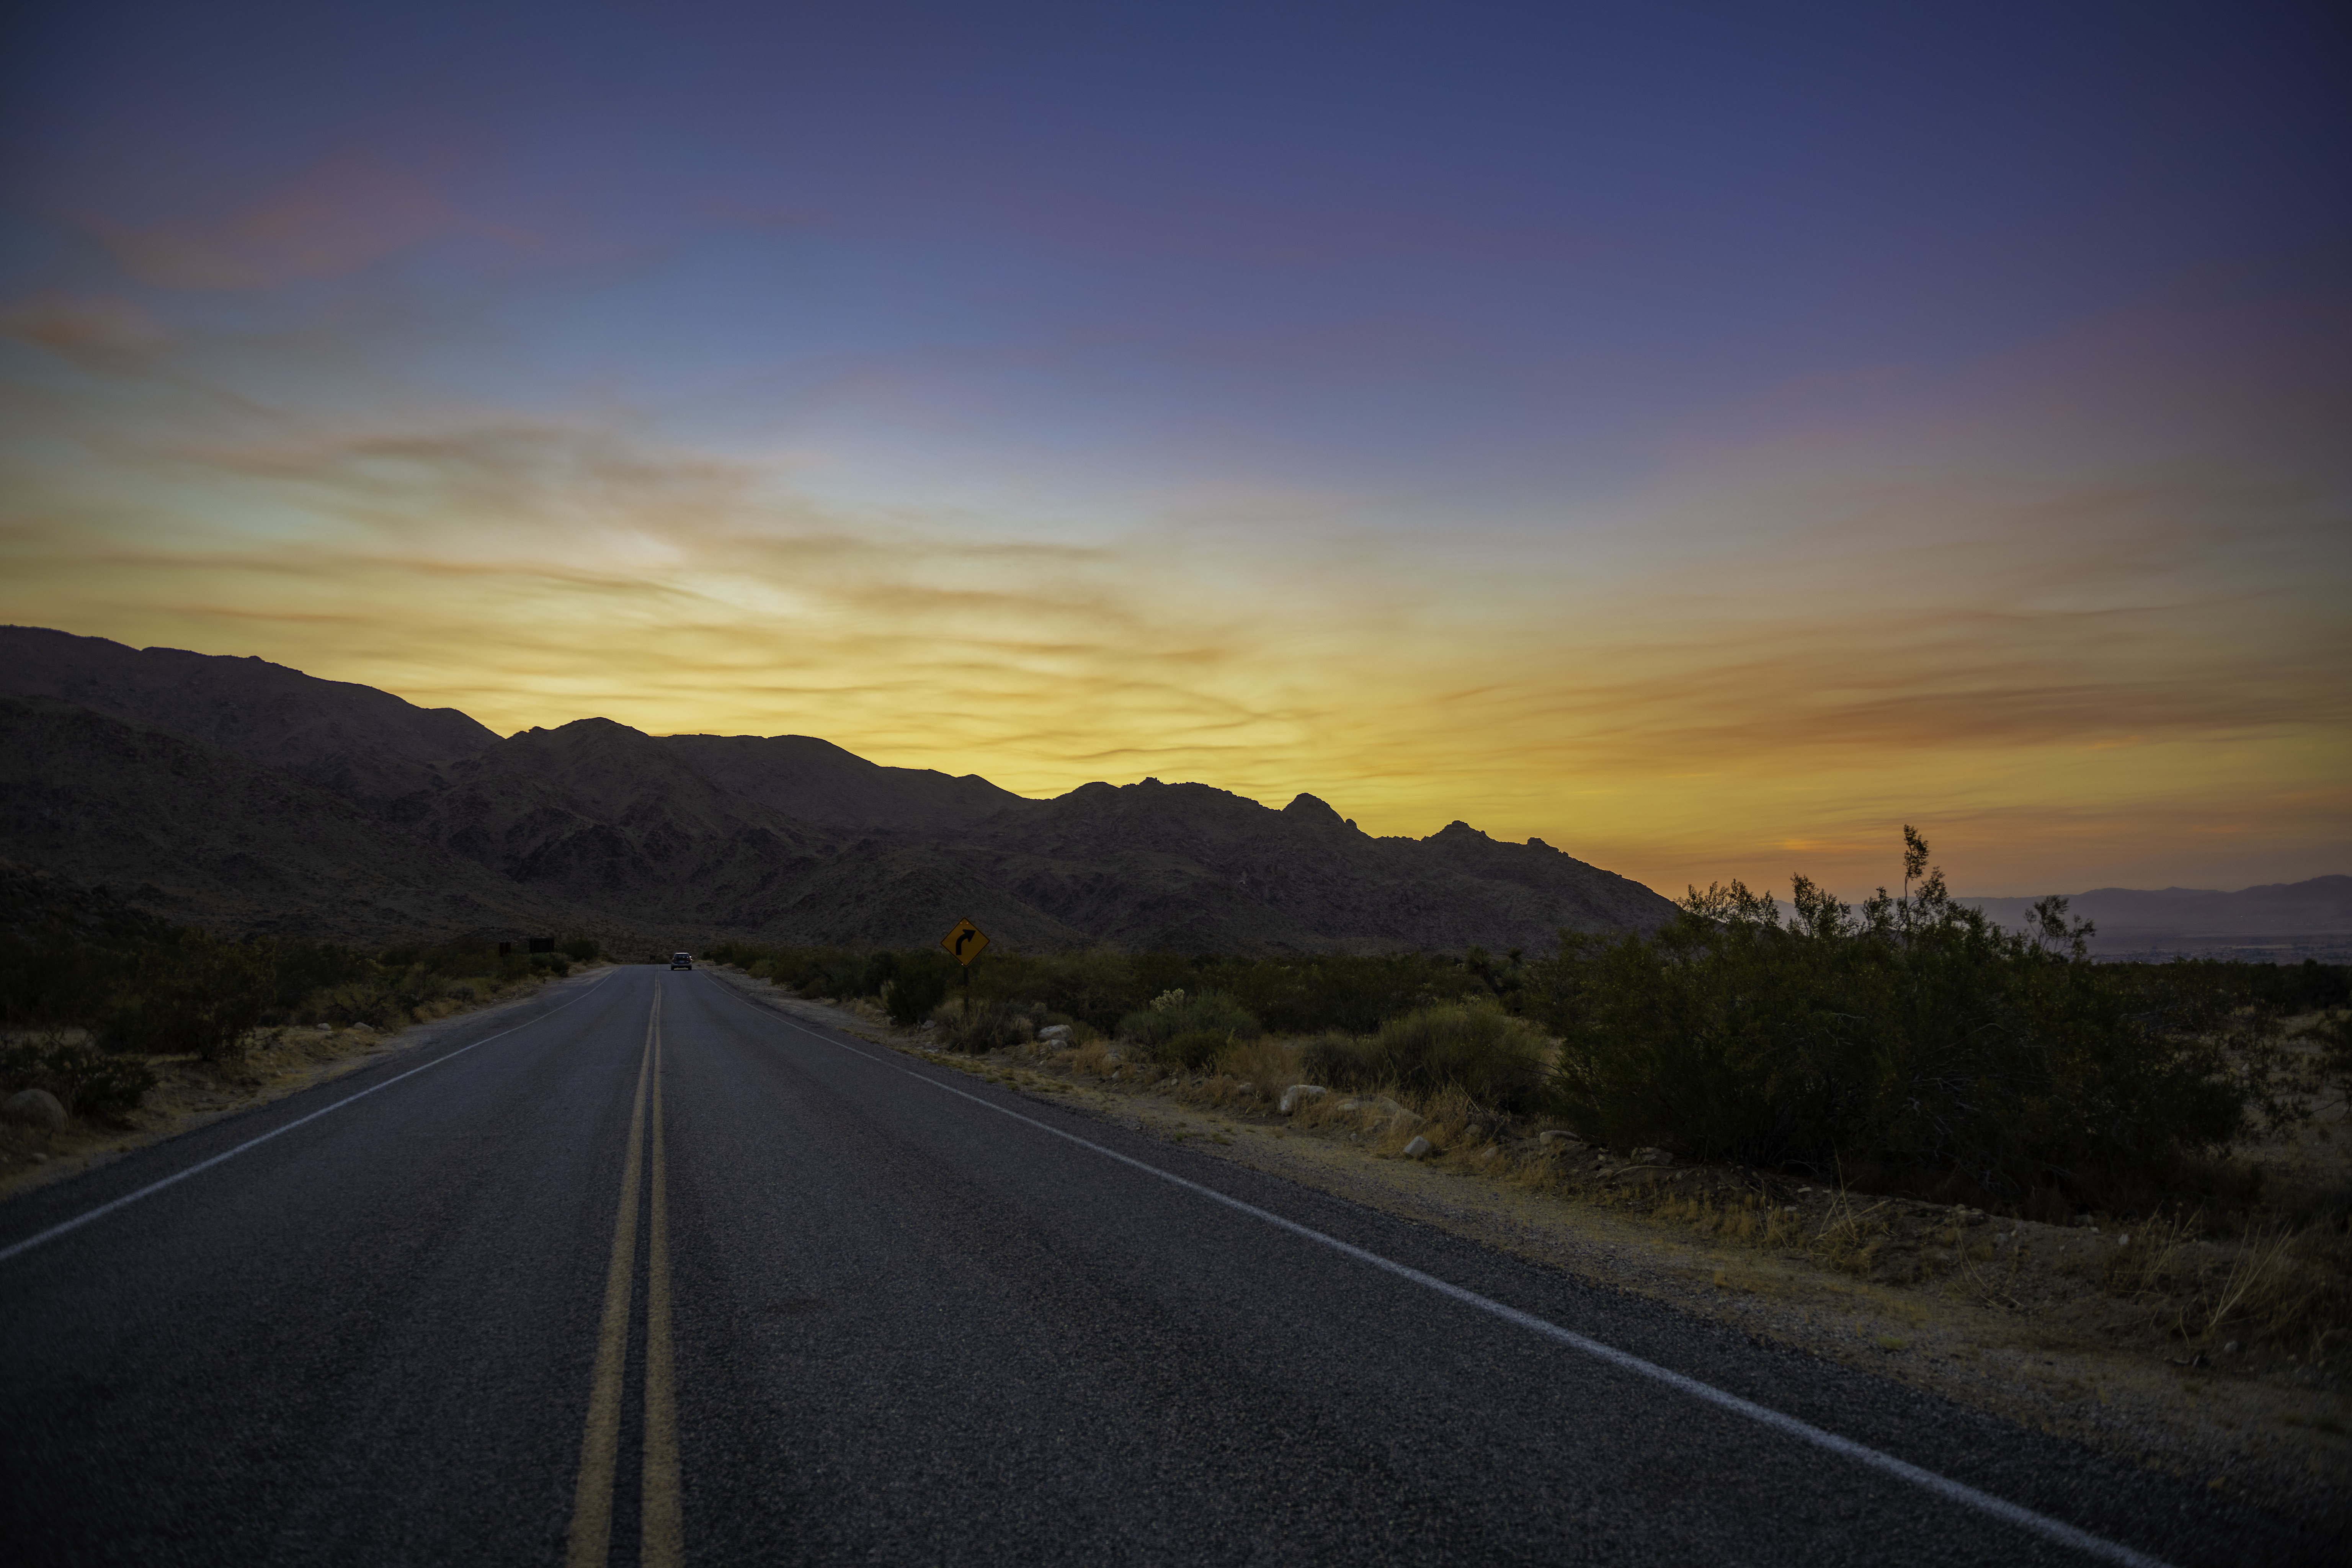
left=2, top=3, right=2345, bottom=904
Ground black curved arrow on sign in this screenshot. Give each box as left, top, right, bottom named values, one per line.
left=955, top=928, right=977, bottom=956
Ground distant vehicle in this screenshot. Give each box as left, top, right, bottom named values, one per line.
left=670, top=952, right=693, bottom=970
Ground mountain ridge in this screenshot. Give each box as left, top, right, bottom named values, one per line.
left=1965, top=877, right=2352, bottom=957
left=0, top=627, right=1679, bottom=952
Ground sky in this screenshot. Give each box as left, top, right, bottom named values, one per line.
left=1, top=1, right=2346, bottom=901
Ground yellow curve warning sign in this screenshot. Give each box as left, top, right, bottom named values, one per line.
left=941, top=918, right=991, bottom=966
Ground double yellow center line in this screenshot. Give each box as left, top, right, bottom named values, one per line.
left=568, top=986, right=681, bottom=1567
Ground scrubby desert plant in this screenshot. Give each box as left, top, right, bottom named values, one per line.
left=930, top=998, right=1035, bottom=1054
left=881, top=952, right=957, bottom=1025
left=0, top=1034, right=156, bottom=1120
left=1540, top=830, right=2277, bottom=1199
left=98, top=931, right=275, bottom=1062
left=1160, top=1029, right=1233, bottom=1071
left=1117, top=989, right=1262, bottom=1064
left=1370, top=1002, right=1552, bottom=1113
left=1298, top=1031, right=1381, bottom=1087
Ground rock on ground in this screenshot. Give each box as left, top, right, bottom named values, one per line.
left=5, top=1088, right=68, bottom=1127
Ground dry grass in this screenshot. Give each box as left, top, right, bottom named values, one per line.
left=1812, top=1186, right=1895, bottom=1277
left=1957, top=1238, right=2032, bottom=1313
left=2205, top=1228, right=2299, bottom=1343
left=2096, top=1209, right=2204, bottom=1314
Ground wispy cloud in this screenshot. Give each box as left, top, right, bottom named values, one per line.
left=3, top=357, right=2342, bottom=901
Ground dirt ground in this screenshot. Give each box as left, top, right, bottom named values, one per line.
left=732, top=977, right=2352, bottom=1528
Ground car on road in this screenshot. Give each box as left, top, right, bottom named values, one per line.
left=670, top=951, right=693, bottom=969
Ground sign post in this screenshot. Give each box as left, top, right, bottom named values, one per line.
left=940, top=918, right=990, bottom=1016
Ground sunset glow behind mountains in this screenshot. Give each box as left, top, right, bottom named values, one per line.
left=2, top=2, right=2344, bottom=900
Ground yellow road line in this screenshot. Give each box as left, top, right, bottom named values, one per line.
left=567, top=990, right=658, bottom=1567
left=642, top=998, right=682, bottom=1566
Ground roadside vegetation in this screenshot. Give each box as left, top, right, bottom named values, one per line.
left=714, top=828, right=2343, bottom=1207
left=1, top=923, right=600, bottom=1125
left=715, top=831, right=2349, bottom=1364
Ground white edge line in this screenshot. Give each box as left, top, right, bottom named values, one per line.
left=0, top=971, right=616, bottom=1266
left=709, top=978, right=2174, bottom=1568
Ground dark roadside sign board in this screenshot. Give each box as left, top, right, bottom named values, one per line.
left=940, top=918, right=990, bottom=966
left=941, top=918, right=990, bottom=1010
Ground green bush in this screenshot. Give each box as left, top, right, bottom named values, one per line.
left=1161, top=1029, right=1233, bottom=1071
left=560, top=935, right=601, bottom=963
left=1371, top=1003, right=1552, bottom=1113
left=1116, top=988, right=1261, bottom=1062
left=1298, top=1031, right=1381, bottom=1087
left=0, top=1036, right=156, bottom=1120
left=931, top=998, right=1035, bottom=1054
left=1536, top=831, right=2277, bottom=1199
left=99, top=931, right=276, bottom=1062
left=669, top=942, right=1519, bottom=1039
left=882, top=953, right=957, bottom=1024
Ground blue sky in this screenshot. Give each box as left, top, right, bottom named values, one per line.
left=3, top=1, right=2345, bottom=896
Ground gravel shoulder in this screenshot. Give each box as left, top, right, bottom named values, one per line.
left=709, top=969, right=2351, bottom=1534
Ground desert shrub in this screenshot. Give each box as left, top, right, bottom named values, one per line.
left=688, top=944, right=1512, bottom=1040
left=931, top=998, right=1035, bottom=1053
left=560, top=934, right=601, bottom=963
left=1116, top=988, right=1261, bottom=1061
left=1538, top=831, right=2278, bottom=1199
left=98, top=931, right=277, bottom=1062
left=881, top=952, right=957, bottom=1024
left=980, top=947, right=1157, bottom=1032
left=2309, top=1011, right=2352, bottom=1105
left=1370, top=1003, right=1552, bottom=1113
left=0, top=1036, right=157, bottom=1120
left=1298, top=1031, right=1382, bottom=1087
left=1161, top=1029, right=1233, bottom=1071
left=1166, top=953, right=1491, bottom=1036
left=763, top=946, right=881, bottom=999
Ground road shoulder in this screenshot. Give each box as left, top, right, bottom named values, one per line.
left=704, top=967, right=2350, bottom=1533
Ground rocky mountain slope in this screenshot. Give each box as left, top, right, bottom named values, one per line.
left=952, top=779, right=1671, bottom=953
left=0, top=696, right=575, bottom=944
left=0, top=627, right=1679, bottom=952
left=0, top=625, right=499, bottom=805
left=660, top=732, right=1034, bottom=831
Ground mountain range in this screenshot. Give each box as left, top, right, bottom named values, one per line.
left=1965, top=880, right=2352, bottom=960
left=0, top=626, right=1679, bottom=953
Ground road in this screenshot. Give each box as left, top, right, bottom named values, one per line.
left=0, top=965, right=2328, bottom=1565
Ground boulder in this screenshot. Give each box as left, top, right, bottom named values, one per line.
left=1630, top=1147, right=1674, bottom=1165
left=1278, top=1084, right=1327, bottom=1115
left=4, top=1088, right=67, bottom=1128
left=1537, top=1130, right=1583, bottom=1147
left=1038, top=1024, right=1073, bottom=1043
left=1402, top=1135, right=1434, bottom=1158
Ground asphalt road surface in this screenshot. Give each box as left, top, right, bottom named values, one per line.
left=0, top=966, right=2331, bottom=1565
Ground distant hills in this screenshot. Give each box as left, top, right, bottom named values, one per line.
left=0, top=626, right=1677, bottom=953
left=1966, top=879, right=2352, bottom=961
